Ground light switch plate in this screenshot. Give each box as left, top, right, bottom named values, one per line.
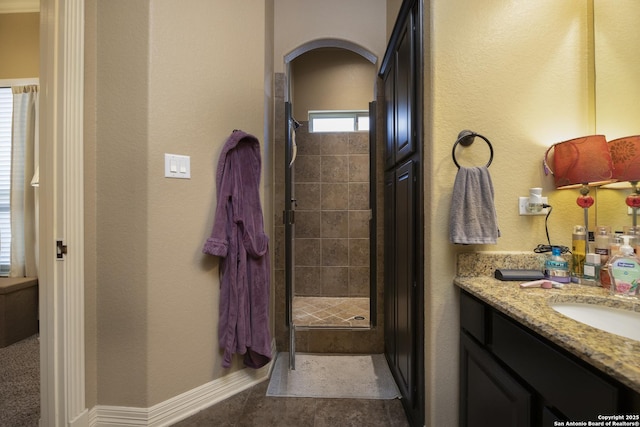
left=165, top=153, right=191, bottom=179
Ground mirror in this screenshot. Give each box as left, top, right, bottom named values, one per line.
left=594, top=0, right=640, bottom=232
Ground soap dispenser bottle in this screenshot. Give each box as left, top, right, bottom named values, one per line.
left=607, top=236, right=640, bottom=297
left=544, top=246, right=570, bottom=283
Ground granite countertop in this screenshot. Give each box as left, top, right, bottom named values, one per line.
left=454, top=252, right=640, bottom=394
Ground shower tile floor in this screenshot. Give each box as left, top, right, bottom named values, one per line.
left=292, top=296, right=370, bottom=328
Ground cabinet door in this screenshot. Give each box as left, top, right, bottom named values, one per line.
left=394, top=160, right=416, bottom=403
left=394, top=14, right=415, bottom=164
left=383, top=67, right=396, bottom=170
left=384, top=170, right=396, bottom=363
left=460, top=332, right=531, bottom=427
left=492, top=311, right=618, bottom=421
left=382, top=10, right=415, bottom=171
left=380, top=2, right=424, bottom=424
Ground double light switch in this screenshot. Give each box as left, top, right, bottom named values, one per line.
left=164, top=153, right=191, bottom=179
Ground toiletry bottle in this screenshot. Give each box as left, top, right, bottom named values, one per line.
left=582, top=253, right=601, bottom=286
left=594, top=226, right=611, bottom=264
left=629, top=226, right=640, bottom=254
left=604, top=234, right=624, bottom=290
left=545, top=246, right=570, bottom=283
left=607, top=236, right=640, bottom=297
left=610, top=234, right=623, bottom=258
left=571, top=225, right=587, bottom=283
left=600, top=265, right=611, bottom=290
left=623, top=226, right=639, bottom=254
left=623, top=225, right=640, bottom=237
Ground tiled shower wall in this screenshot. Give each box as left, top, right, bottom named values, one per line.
left=292, top=124, right=370, bottom=298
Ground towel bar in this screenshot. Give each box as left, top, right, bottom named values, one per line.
left=452, top=130, right=494, bottom=169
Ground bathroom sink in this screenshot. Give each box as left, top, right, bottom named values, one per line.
left=550, top=302, right=640, bottom=342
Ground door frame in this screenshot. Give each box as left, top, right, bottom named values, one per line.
left=284, top=100, right=296, bottom=369
left=282, top=40, right=379, bottom=337
left=39, top=0, right=87, bottom=425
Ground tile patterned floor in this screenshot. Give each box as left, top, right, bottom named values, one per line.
left=292, top=297, right=370, bottom=328
left=173, top=379, right=410, bottom=427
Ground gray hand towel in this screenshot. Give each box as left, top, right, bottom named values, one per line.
left=449, top=166, right=500, bottom=245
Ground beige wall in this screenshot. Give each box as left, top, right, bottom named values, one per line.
left=84, top=0, right=98, bottom=410
left=386, top=0, right=403, bottom=38
left=291, top=48, right=376, bottom=119
left=274, top=0, right=387, bottom=72
left=0, top=12, right=39, bottom=79
left=594, top=0, right=640, bottom=140
left=427, top=1, right=593, bottom=425
left=89, top=0, right=273, bottom=408
left=95, top=1, right=151, bottom=405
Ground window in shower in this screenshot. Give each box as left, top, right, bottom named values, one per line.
left=308, top=110, right=369, bottom=133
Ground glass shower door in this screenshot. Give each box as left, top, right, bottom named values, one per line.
left=284, top=101, right=297, bottom=369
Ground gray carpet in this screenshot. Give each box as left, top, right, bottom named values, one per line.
left=0, top=335, right=40, bottom=427
left=267, top=353, right=401, bottom=399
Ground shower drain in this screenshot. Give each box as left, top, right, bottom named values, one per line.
left=353, top=316, right=366, bottom=320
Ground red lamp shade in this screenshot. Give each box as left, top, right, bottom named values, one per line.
left=609, top=135, right=640, bottom=182
left=544, top=135, right=614, bottom=189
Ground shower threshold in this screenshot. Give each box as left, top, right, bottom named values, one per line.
left=292, top=296, right=370, bottom=328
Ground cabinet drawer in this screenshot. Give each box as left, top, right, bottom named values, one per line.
left=460, top=291, right=486, bottom=344
left=492, top=311, right=618, bottom=420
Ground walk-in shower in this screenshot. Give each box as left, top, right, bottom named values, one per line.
left=284, top=105, right=377, bottom=368
left=274, top=43, right=383, bottom=367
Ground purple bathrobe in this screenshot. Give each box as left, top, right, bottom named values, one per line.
left=202, top=130, right=272, bottom=369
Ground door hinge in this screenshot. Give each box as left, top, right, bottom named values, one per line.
left=56, top=240, right=68, bottom=259
left=283, top=210, right=295, bottom=225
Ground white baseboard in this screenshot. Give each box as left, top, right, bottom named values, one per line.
left=88, top=347, right=276, bottom=427
left=70, top=410, right=90, bottom=427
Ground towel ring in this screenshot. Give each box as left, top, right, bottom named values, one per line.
left=452, top=130, right=494, bottom=169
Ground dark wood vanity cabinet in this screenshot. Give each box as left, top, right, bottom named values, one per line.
left=460, top=290, right=640, bottom=426
left=381, top=1, right=424, bottom=426
left=460, top=331, right=532, bottom=427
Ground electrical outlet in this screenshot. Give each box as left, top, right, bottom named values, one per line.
left=519, top=196, right=549, bottom=215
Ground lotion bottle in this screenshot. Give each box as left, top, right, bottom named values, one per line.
left=594, top=226, right=611, bottom=264
left=607, top=236, right=640, bottom=297
left=582, top=253, right=601, bottom=286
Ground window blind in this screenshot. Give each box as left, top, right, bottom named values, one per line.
left=0, top=87, right=12, bottom=274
